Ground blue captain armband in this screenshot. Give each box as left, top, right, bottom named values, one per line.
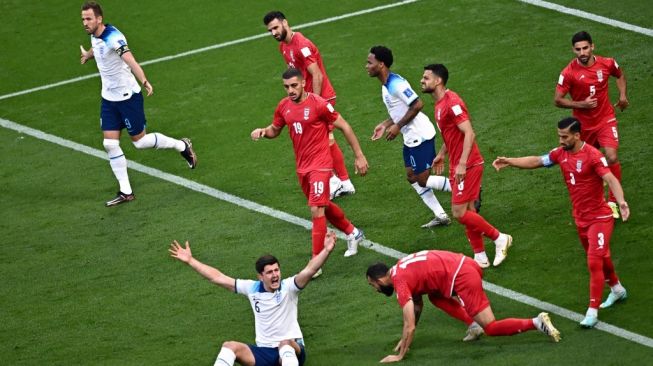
left=540, top=154, right=554, bottom=167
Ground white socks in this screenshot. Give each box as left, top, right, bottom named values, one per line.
left=426, top=175, right=451, bottom=192
left=611, top=282, right=626, bottom=294
left=412, top=182, right=447, bottom=218
left=586, top=307, right=598, bottom=318
left=132, top=132, right=185, bottom=151
left=279, top=345, right=299, bottom=366
left=103, top=139, right=132, bottom=194
left=214, top=347, right=236, bottom=366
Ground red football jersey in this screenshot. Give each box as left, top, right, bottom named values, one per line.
left=391, top=250, right=467, bottom=308
left=273, top=93, right=338, bottom=173
left=556, top=56, right=622, bottom=130
left=547, top=143, right=613, bottom=226
left=279, top=32, right=336, bottom=100
left=434, top=90, right=483, bottom=176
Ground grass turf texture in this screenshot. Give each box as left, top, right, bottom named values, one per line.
left=2, top=0, right=653, bottom=364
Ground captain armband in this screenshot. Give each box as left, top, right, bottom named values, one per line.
left=540, top=154, right=554, bottom=167
left=116, top=44, right=131, bottom=56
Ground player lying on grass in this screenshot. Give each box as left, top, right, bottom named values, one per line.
left=169, top=231, right=339, bottom=366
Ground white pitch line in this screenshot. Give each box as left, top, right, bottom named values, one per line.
left=518, top=0, right=653, bottom=37
left=0, top=0, right=420, bottom=102
left=2, top=116, right=652, bottom=349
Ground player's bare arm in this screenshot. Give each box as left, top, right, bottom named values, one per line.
left=455, top=120, right=475, bottom=183
left=121, top=52, right=153, bottom=96
left=251, top=124, right=282, bottom=140
left=79, top=45, right=94, bottom=64
left=333, top=116, right=369, bottom=176
left=169, top=240, right=236, bottom=292
left=295, top=231, right=337, bottom=288
left=386, top=98, right=424, bottom=141
left=381, top=299, right=416, bottom=363
left=554, top=90, right=597, bottom=109
left=306, top=63, right=323, bottom=96
left=602, top=173, right=629, bottom=221
left=433, top=144, right=448, bottom=175
left=492, top=156, right=544, bottom=171
left=614, top=73, right=629, bottom=111
left=371, top=119, right=393, bottom=141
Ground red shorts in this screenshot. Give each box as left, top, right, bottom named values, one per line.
left=582, top=121, right=619, bottom=149
left=297, top=170, right=332, bottom=207
left=450, top=164, right=483, bottom=205
left=451, top=258, right=490, bottom=317
left=576, top=219, right=614, bottom=257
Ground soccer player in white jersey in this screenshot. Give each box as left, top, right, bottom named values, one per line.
left=169, top=231, right=338, bottom=366
left=366, top=46, right=451, bottom=228
left=79, top=2, right=197, bottom=206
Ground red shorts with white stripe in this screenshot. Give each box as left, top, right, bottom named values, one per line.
left=452, top=257, right=491, bottom=317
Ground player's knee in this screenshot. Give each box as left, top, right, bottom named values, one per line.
left=221, top=341, right=240, bottom=352
left=103, top=138, right=121, bottom=153
left=132, top=136, right=149, bottom=149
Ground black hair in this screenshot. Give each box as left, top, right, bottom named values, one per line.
left=81, top=1, right=103, bottom=17
left=370, top=45, right=393, bottom=68
left=282, top=67, right=303, bottom=80
left=571, top=31, right=593, bottom=45
left=255, top=255, right=279, bottom=274
left=424, top=63, right=449, bottom=85
left=263, top=11, right=286, bottom=25
left=558, top=116, right=582, bottom=134
left=366, top=262, right=390, bottom=280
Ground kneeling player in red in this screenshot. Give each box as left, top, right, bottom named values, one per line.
left=367, top=250, right=560, bottom=363
left=251, top=68, right=369, bottom=266
left=493, top=117, right=629, bottom=328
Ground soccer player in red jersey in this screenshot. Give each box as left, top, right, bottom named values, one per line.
left=367, top=251, right=561, bottom=363
left=264, top=11, right=355, bottom=198
left=493, top=117, right=629, bottom=328
left=251, top=68, right=368, bottom=268
left=420, top=64, right=512, bottom=268
left=555, top=31, right=629, bottom=218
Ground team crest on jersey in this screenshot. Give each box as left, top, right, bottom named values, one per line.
left=576, top=159, right=583, bottom=172
left=303, top=107, right=310, bottom=120
left=596, top=70, right=604, bottom=82
left=275, top=290, right=282, bottom=304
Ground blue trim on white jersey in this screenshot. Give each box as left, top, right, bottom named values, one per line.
left=99, top=24, right=120, bottom=44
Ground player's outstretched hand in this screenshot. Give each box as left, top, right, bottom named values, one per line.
left=371, top=123, right=386, bottom=141
left=169, top=240, right=192, bottom=263
left=380, top=354, right=403, bottom=363
left=492, top=157, right=510, bottom=171
left=619, top=201, right=630, bottom=222
left=432, top=155, right=445, bottom=175
left=142, top=80, right=153, bottom=96
left=385, top=124, right=400, bottom=141
left=250, top=128, right=266, bottom=141
left=355, top=155, right=369, bottom=176
left=324, top=231, right=337, bottom=253
left=80, top=45, right=92, bottom=64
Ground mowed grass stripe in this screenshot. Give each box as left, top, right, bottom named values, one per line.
left=3, top=116, right=652, bottom=350
left=0, top=0, right=421, bottom=102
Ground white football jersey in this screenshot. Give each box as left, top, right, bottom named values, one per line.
left=382, top=73, right=436, bottom=147
left=90, top=24, right=141, bottom=101
left=235, top=276, right=303, bottom=347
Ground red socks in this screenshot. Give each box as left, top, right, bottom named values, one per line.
left=465, top=227, right=486, bottom=254
left=325, top=202, right=354, bottom=235
left=484, top=318, right=535, bottom=336
left=587, top=255, right=605, bottom=309
left=311, top=216, right=327, bottom=257
left=330, top=142, right=349, bottom=180
left=458, top=210, right=500, bottom=243
left=603, top=256, right=619, bottom=287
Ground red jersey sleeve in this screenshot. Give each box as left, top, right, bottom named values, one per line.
left=556, top=65, right=573, bottom=95
left=608, top=58, right=623, bottom=78
left=448, top=94, right=470, bottom=125
left=394, top=278, right=412, bottom=308
left=318, top=97, right=340, bottom=124
left=297, top=38, right=319, bottom=67
left=272, top=100, right=287, bottom=129
left=548, top=147, right=562, bottom=164
left=590, top=148, right=611, bottom=177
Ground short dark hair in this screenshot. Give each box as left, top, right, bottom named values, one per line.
left=370, top=45, right=393, bottom=68
left=558, top=116, right=581, bottom=134
left=282, top=67, right=303, bottom=80
left=263, top=11, right=286, bottom=25
left=366, top=262, right=389, bottom=280
left=81, top=1, right=103, bottom=17
left=255, top=255, right=279, bottom=274
left=424, top=63, right=449, bottom=85
left=571, top=31, right=592, bottom=45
